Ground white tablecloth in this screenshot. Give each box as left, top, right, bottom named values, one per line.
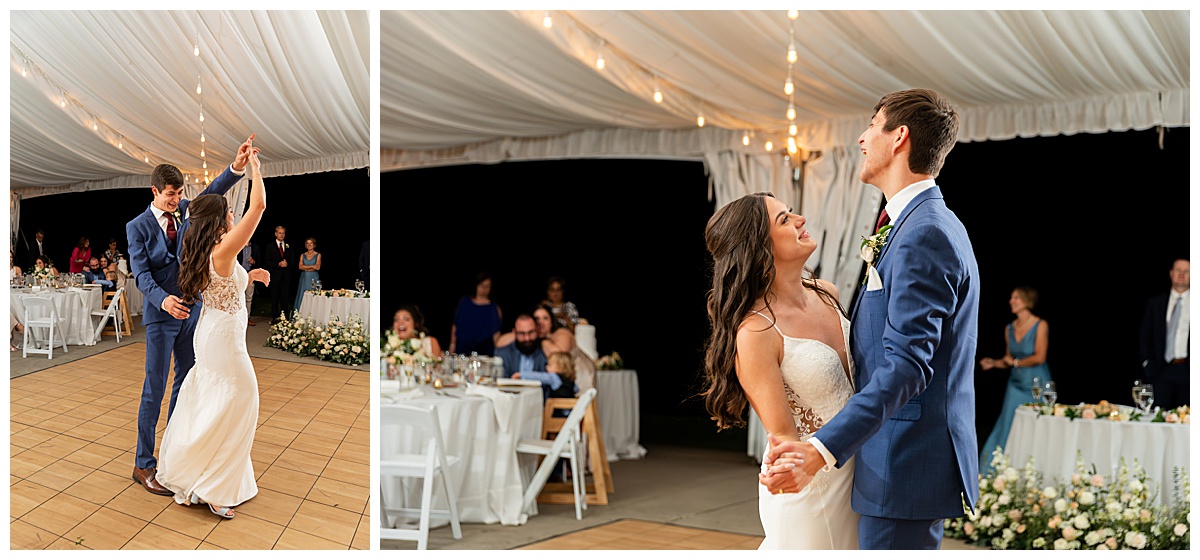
left=125, top=278, right=144, bottom=315
left=297, top=292, right=370, bottom=332
left=1005, top=406, right=1190, bottom=507
left=11, top=287, right=103, bottom=346
left=380, top=384, right=543, bottom=526
left=595, top=369, right=646, bottom=461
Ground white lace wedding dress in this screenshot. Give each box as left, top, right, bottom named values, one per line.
left=755, top=311, right=860, bottom=550
left=157, top=256, right=258, bottom=508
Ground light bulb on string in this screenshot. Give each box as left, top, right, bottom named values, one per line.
left=787, top=41, right=798, bottom=64
left=93, top=121, right=98, bottom=131
left=196, top=77, right=202, bottom=95
left=202, top=161, right=207, bottom=169
left=200, top=149, right=205, bottom=158
left=201, top=133, right=205, bottom=143
left=784, top=76, right=794, bottom=96
left=21, top=63, right=27, bottom=77
left=786, top=102, right=796, bottom=122
left=60, top=92, right=66, bottom=108
left=787, top=136, right=798, bottom=155
left=742, top=132, right=750, bottom=146
left=596, top=41, right=605, bottom=70
left=144, top=156, right=150, bottom=163
left=789, top=123, right=798, bottom=136
left=788, top=10, right=800, bottom=21
left=697, top=113, right=705, bottom=128
left=199, top=111, right=204, bottom=122
left=194, top=44, right=199, bottom=56
left=653, top=75, right=663, bottom=103
left=543, top=11, right=553, bottom=29
left=118, top=138, right=123, bottom=149
left=765, top=140, right=774, bottom=152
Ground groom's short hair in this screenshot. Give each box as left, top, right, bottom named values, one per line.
left=874, top=88, right=959, bottom=177
left=151, top=164, right=184, bottom=190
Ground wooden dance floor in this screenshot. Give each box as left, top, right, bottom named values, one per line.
left=517, top=519, right=763, bottom=550
left=10, top=343, right=370, bottom=550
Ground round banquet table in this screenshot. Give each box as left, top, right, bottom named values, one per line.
left=297, top=292, right=370, bottom=331
left=10, top=287, right=103, bottom=346
left=380, top=384, right=543, bottom=526
left=595, top=369, right=647, bottom=461
left=1004, top=406, right=1190, bottom=507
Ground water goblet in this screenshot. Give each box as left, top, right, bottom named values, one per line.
left=1131, top=379, right=1143, bottom=406
left=1040, top=381, right=1057, bottom=407
left=1030, top=376, right=1043, bottom=401
left=1137, top=384, right=1155, bottom=414
left=355, top=279, right=365, bottom=293
left=310, top=278, right=317, bottom=290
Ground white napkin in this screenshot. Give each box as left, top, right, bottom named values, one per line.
left=497, top=378, right=542, bottom=387
left=465, top=384, right=518, bottom=433
left=380, top=387, right=425, bottom=403
left=866, top=265, right=883, bottom=291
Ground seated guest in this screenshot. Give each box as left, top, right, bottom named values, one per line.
left=33, top=255, right=59, bottom=277
left=103, top=238, right=124, bottom=264
left=390, top=304, right=443, bottom=358
left=542, top=275, right=581, bottom=330
left=513, top=351, right=578, bottom=400
left=497, top=304, right=595, bottom=391
left=10, top=250, right=22, bottom=280
left=495, top=314, right=548, bottom=378
left=83, top=257, right=115, bottom=289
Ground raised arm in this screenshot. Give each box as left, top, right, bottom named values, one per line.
left=212, top=148, right=265, bottom=275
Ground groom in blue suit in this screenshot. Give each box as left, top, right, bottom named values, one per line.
left=127, top=136, right=256, bottom=495
left=763, top=90, right=980, bottom=549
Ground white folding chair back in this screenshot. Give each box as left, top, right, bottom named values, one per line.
left=516, top=387, right=598, bottom=520
left=379, top=404, right=462, bottom=550
left=91, top=287, right=124, bottom=343
left=22, top=296, right=68, bottom=359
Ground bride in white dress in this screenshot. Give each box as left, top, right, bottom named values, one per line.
left=158, top=146, right=268, bottom=519
left=701, top=192, right=859, bottom=549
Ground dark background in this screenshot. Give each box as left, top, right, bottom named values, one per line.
left=383, top=126, right=1190, bottom=454
left=13, top=167, right=371, bottom=317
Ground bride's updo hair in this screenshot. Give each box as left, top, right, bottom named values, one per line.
left=699, top=192, right=843, bottom=430
left=178, top=194, right=230, bottom=304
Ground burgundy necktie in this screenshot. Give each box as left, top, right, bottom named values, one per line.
left=165, top=212, right=177, bottom=244
left=875, top=209, right=890, bottom=233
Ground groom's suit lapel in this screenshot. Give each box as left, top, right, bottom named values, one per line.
left=848, top=186, right=943, bottom=324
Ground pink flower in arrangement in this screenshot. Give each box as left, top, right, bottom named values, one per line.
left=1081, top=408, right=1096, bottom=419
left=1090, top=474, right=1105, bottom=487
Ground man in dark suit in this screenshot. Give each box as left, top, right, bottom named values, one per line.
left=239, top=239, right=262, bottom=326
left=125, top=134, right=255, bottom=496
left=19, top=229, right=48, bottom=268
left=266, top=225, right=294, bottom=322
left=494, top=315, right=548, bottom=378
left=1139, top=258, right=1190, bottom=410
left=763, top=89, right=979, bottom=550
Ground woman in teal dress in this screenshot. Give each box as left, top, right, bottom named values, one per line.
left=978, top=285, right=1051, bottom=471
left=293, top=237, right=321, bottom=312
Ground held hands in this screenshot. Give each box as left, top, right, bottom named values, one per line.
left=248, top=268, right=271, bottom=286
left=759, top=433, right=825, bottom=495
left=232, top=133, right=261, bottom=172
left=161, top=295, right=191, bottom=320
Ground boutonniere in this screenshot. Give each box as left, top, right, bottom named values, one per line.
left=172, top=210, right=182, bottom=223
left=860, top=224, right=893, bottom=285
left=284, top=243, right=290, bottom=250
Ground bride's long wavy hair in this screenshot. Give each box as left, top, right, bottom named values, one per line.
left=700, top=192, right=845, bottom=430
left=178, top=194, right=230, bottom=304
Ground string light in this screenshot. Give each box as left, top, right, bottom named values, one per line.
left=786, top=102, right=796, bottom=122
left=653, top=75, right=663, bottom=103
left=118, top=137, right=123, bottom=149
left=789, top=123, right=798, bottom=137
left=784, top=76, right=794, bottom=96
left=788, top=10, right=800, bottom=21
left=742, top=132, right=750, bottom=146
left=765, top=140, right=774, bottom=152
left=787, top=40, right=798, bottom=64
left=596, top=41, right=605, bottom=70
left=787, top=136, right=798, bottom=155
left=145, top=156, right=150, bottom=163
left=543, top=11, right=553, bottom=29
left=60, top=92, right=66, bottom=108
left=195, top=76, right=202, bottom=95
left=92, top=120, right=98, bottom=131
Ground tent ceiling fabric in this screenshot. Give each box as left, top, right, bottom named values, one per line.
left=10, top=10, right=370, bottom=197
left=382, top=9, right=1188, bottom=163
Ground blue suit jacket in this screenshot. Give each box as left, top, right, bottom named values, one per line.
left=494, top=343, right=548, bottom=379
left=815, top=186, right=980, bottom=520
left=125, top=166, right=241, bottom=326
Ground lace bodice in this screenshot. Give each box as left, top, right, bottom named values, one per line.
left=201, top=256, right=247, bottom=315
left=756, top=312, right=856, bottom=441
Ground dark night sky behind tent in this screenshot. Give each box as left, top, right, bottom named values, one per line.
left=383, top=126, right=1190, bottom=451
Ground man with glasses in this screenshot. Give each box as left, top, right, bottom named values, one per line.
left=494, top=314, right=549, bottom=379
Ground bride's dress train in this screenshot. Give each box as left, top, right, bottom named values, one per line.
left=756, top=312, right=859, bottom=550
left=157, top=257, right=258, bottom=508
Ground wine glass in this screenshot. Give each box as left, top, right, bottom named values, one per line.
left=310, top=278, right=317, bottom=290
left=355, top=278, right=365, bottom=293
left=1131, top=379, right=1144, bottom=406
left=1137, top=384, right=1155, bottom=414
left=1030, top=376, right=1043, bottom=401
left=1040, top=381, right=1057, bottom=407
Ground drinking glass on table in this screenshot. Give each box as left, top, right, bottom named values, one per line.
left=1136, top=384, right=1155, bottom=414
left=355, top=278, right=364, bottom=293
left=1131, top=379, right=1144, bottom=407
left=1040, top=381, right=1057, bottom=406
left=1030, top=376, right=1043, bottom=401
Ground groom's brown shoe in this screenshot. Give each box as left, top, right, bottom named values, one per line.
left=132, top=467, right=174, bottom=496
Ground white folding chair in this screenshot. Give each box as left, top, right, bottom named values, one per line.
left=517, top=387, right=598, bottom=520
left=91, top=286, right=124, bottom=343
left=380, top=404, right=462, bottom=550
left=22, top=296, right=68, bottom=359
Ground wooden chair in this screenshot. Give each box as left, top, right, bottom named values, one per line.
left=100, top=289, right=133, bottom=338
left=536, top=392, right=615, bottom=506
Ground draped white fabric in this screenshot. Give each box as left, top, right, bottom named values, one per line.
left=381, top=10, right=1188, bottom=291
left=10, top=11, right=370, bottom=197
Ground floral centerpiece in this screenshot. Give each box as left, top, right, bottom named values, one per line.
left=1025, top=401, right=1190, bottom=424
left=381, top=329, right=434, bottom=367
left=265, top=312, right=368, bottom=366
left=31, top=264, right=56, bottom=281
left=945, top=449, right=1190, bottom=550
left=310, top=288, right=370, bottom=298
left=595, top=351, right=624, bottom=370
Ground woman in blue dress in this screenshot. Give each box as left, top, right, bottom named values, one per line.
left=293, top=237, right=321, bottom=313
left=449, top=272, right=503, bottom=356
left=978, top=285, right=1051, bottom=470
